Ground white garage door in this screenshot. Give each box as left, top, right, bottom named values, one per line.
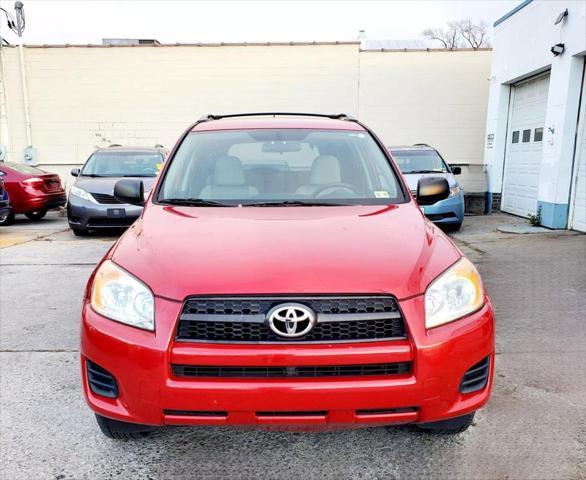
left=501, top=74, right=550, bottom=217
left=569, top=71, right=586, bottom=232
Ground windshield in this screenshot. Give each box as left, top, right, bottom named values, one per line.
left=390, top=149, right=449, bottom=174
left=158, top=129, right=406, bottom=206
left=81, top=151, right=164, bottom=177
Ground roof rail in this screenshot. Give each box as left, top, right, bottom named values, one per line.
left=198, top=112, right=356, bottom=122
left=108, top=143, right=123, bottom=147
left=413, top=143, right=430, bottom=147
left=154, top=144, right=165, bottom=149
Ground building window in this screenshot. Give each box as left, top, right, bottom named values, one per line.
left=522, top=129, right=531, bottom=142
left=534, top=127, right=543, bottom=142
left=512, top=131, right=520, bottom=143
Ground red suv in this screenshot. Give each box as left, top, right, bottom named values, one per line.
left=81, top=113, right=494, bottom=439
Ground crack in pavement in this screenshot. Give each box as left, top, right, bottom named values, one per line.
left=0, top=263, right=97, bottom=266
left=0, top=349, right=79, bottom=353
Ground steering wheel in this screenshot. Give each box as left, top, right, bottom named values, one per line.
left=313, top=182, right=361, bottom=198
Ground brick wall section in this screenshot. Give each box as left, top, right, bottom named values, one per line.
left=1, top=44, right=491, bottom=191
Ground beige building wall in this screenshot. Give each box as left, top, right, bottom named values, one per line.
left=359, top=50, right=492, bottom=192
left=1, top=43, right=359, bottom=185
left=1, top=44, right=490, bottom=191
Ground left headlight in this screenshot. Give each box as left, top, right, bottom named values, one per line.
left=90, top=260, right=155, bottom=331
left=425, top=257, right=484, bottom=329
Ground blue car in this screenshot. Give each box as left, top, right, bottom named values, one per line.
left=388, top=144, right=465, bottom=231
left=0, top=174, right=12, bottom=226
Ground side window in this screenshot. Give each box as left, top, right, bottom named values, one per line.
left=534, top=128, right=543, bottom=142
left=522, top=129, right=531, bottom=143
left=512, top=131, right=520, bottom=143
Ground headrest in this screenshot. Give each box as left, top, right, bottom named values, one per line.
left=310, top=155, right=341, bottom=185
left=212, top=156, right=245, bottom=186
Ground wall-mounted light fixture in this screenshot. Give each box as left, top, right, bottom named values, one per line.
left=550, top=43, right=565, bottom=56
left=554, top=9, right=568, bottom=25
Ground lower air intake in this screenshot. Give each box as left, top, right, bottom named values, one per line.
left=460, top=356, right=490, bottom=394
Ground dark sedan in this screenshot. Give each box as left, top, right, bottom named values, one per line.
left=67, top=146, right=166, bottom=235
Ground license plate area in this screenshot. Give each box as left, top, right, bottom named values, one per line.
left=107, top=208, right=126, bottom=218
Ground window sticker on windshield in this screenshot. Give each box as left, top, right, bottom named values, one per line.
left=374, top=190, right=390, bottom=198
left=155, top=163, right=163, bottom=171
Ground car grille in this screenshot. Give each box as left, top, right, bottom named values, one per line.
left=87, top=217, right=137, bottom=227
left=172, top=362, right=411, bottom=378
left=90, top=192, right=123, bottom=204
left=176, top=296, right=406, bottom=343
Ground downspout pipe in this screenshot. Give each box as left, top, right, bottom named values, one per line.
left=17, top=41, right=32, bottom=149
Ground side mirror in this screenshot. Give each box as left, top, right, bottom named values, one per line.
left=451, top=166, right=462, bottom=175
left=114, top=179, right=145, bottom=206
left=71, top=168, right=80, bottom=177
left=416, top=177, right=450, bottom=206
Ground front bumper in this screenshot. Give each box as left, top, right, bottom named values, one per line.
left=67, top=195, right=143, bottom=230
left=81, top=294, right=494, bottom=429
left=422, top=192, right=465, bottom=225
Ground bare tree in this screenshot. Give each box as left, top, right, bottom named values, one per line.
left=422, top=22, right=460, bottom=49
left=455, top=19, right=490, bottom=48
left=423, top=19, right=490, bottom=49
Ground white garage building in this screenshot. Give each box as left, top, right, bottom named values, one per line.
left=484, top=0, right=586, bottom=230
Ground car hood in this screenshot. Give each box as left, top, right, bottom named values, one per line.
left=74, top=176, right=156, bottom=194
left=402, top=172, right=457, bottom=191
left=110, top=202, right=462, bottom=301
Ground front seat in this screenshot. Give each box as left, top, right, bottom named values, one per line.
left=295, top=155, right=341, bottom=196
left=200, top=156, right=259, bottom=199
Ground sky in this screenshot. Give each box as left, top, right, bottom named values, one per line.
left=0, top=0, right=521, bottom=45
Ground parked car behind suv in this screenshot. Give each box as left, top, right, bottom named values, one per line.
left=67, top=146, right=167, bottom=235
left=389, top=145, right=465, bottom=231
left=0, top=176, right=11, bottom=225
left=0, top=161, right=66, bottom=226
left=81, top=113, right=494, bottom=439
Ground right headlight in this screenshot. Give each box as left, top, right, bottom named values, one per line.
left=90, top=260, right=155, bottom=331
left=424, top=257, right=485, bottom=329
left=70, top=186, right=97, bottom=204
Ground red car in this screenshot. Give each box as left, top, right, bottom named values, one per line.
left=81, top=113, right=494, bottom=439
left=0, top=162, right=66, bottom=225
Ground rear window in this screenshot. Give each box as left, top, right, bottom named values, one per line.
left=390, top=150, right=449, bottom=174
left=2, top=162, right=46, bottom=174
left=158, top=129, right=406, bottom=205
left=81, top=151, right=164, bottom=177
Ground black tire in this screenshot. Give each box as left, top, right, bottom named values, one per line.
left=0, top=212, right=14, bottom=226
left=72, top=227, right=89, bottom=236
left=95, top=414, right=155, bottom=440
left=25, top=209, right=47, bottom=221
left=416, top=412, right=475, bottom=434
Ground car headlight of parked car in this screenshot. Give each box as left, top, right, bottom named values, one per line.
left=449, top=185, right=462, bottom=197
left=91, top=260, right=155, bottom=331
left=70, top=185, right=98, bottom=204
left=425, top=257, right=484, bottom=329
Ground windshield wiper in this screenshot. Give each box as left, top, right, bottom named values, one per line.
left=159, top=198, right=232, bottom=207
left=404, top=170, right=445, bottom=174
left=242, top=200, right=350, bottom=207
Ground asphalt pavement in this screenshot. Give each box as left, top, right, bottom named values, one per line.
left=0, top=212, right=585, bottom=480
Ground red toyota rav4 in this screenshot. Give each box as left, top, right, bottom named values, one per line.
left=81, top=113, right=494, bottom=439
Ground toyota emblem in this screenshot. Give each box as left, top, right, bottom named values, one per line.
left=266, top=303, right=316, bottom=338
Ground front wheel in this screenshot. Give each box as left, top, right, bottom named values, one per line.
left=416, top=412, right=475, bottom=434
left=95, top=414, right=156, bottom=440
left=25, top=209, right=47, bottom=221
